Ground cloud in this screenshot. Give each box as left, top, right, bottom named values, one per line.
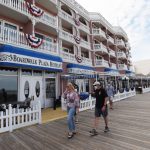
left=76, top=0, right=150, bottom=61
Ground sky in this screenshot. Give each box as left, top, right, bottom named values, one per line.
left=76, top=0, right=150, bottom=62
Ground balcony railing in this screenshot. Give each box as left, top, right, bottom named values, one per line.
left=0, top=0, right=57, bottom=29
left=107, top=35, right=114, bottom=44
left=0, top=25, right=58, bottom=55
left=38, top=11, right=58, bottom=28
left=117, top=52, right=126, bottom=59
left=109, top=49, right=116, bottom=57
left=94, top=44, right=108, bottom=53
left=116, top=39, right=125, bottom=47
left=80, top=39, right=91, bottom=49
left=82, top=57, right=92, bottom=66
left=0, top=0, right=30, bottom=16
left=95, top=59, right=109, bottom=67
left=59, top=10, right=74, bottom=24
left=111, top=62, right=117, bottom=70
left=92, top=28, right=106, bottom=39
left=79, top=23, right=90, bottom=34
left=118, top=64, right=128, bottom=70
left=61, top=51, right=76, bottom=62
left=59, top=30, right=75, bottom=43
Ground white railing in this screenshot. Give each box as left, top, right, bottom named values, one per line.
left=0, top=0, right=30, bottom=16
left=114, top=90, right=136, bottom=102
left=111, top=62, right=117, bottom=69
left=95, top=59, right=109, bottom=67
left=79, top=23, right=90, bottom=34
left=116, top=39, right=125, bottom=47
left=0, top=101, right=41, bottom=133
left=61, top=90, right=136, bottom=112
left=38, top=11, right=57, bottom=28
left=118, top=64, right=128, bottom=70
left=107, top=35, right=114, bottom=44
left=59, top=30, right=75, bottom=43
left=59, top=10, right=74, bottom=24
left=80, top=39, right=91, bottom=49
left=142, top=87, right=150, bottom=93
left=94, top=44, right=108, bottom=53
left=61, top=51, right=76, bottom=62
left=82, top=57, right=92, bottom=66
left=109, top=49, right=116, bottom=57
left=117, top=52, right=126, bottom=58
left=0, top=26, right=58, bottom=55
left=92, top=28, right=106, bottom=38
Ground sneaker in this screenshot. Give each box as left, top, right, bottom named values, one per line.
left=104, top=127, right=110, bottom=133
left=68, top=133, right=74, bottom=139
left=89, top=129, right=98, bottom=136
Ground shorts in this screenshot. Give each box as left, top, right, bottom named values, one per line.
left=109, top=96, right=113, bottom=101
left=95, top=106, right=108, bottom=118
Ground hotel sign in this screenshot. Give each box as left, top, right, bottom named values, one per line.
left=0, top=52, right=62, bottom=70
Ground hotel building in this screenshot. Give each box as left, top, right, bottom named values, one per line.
left=0, top=0, right=134, bottom=108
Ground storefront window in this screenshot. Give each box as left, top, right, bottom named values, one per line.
left=33, top=70, right=42, bottom=76
left=22, top=69, right=32, bottom=76
left=0, top=76, right=18, bottom=104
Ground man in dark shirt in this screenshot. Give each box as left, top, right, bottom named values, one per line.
left=90, top=81, right=109, bottom=135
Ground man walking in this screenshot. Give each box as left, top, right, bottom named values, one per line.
left=106, top=82, right=115, bottom=109
left=90, top=81, right=109, bottom=136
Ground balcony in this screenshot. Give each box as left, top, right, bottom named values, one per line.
left=49, top=0, right=57, bottom=5
left=59, top=30, right=75, bottom=44
left=118, top=64, right=128, bottom=70
left=82, top=57, right=92, bottom=66
left=109, top=49, right=116, bottom=57
left=0, top=25, right=58, bottom=55
left=111, top=62, right=117, bottom=70
left=107, top=35, right=114, bottom=45
left=0, top=0, right=57, bottom=29
left=79, top=23, right=90, bottom=34
left=116, top=39, right=125, bottom=48
left=59, top=10, right=74, bottom=24
left=92, top=28, right=106, bottom=39
left=93, top=44, right=108, bottom=54
left=61, top=51, right=76, bottom=63
left=0, top=0, right=30, bottom=16
left=80, top=39, right=91, bottom=50
left=37, top=12, right=58, bottom=28
left=95, top=59, right=109, bottom=68
left=117, top=52, right=127, bottom=59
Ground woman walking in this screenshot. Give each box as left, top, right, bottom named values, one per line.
left=63, top=82, right=80, bottom=139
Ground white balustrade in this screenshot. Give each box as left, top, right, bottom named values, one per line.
left=61, top=51, right=76, bottom=62
left=0, top=25, right=58, bottom=54
left=107, top=35, right=114, bottom=44
left=117, top=52, right=126, bottom=58
left=95, top=59, right=109, bottom=67
left=116, top=39, right=125, bottom=47
left=111, top=62, right=117, bottom=69
left=59, top=30, right=75, bottom=43
left=118, top=64, right=128, bottom=70
left=109, top=49, right=116, bottom=57
left=92, top=28, right=106, bottom=38
left=59, top=10, right=74, bottom=24
left=82, top=57, right=92, bottom=66
left=80, top=39, right=91, bottom=49
left=79, top=23, right=90, bottom=34
left=94, top=44, right=108, bottom=53
left=49, top=0, right=57, bottom=5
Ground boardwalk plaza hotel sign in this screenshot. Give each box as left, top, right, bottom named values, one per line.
left=0, top=45, right=62, bottom=71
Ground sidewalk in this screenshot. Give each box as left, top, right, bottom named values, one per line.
left=0, top=93, right=150, bottom=150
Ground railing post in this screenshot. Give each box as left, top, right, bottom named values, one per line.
left=38, top=101, right=42, bottom=124
left=9, top=104, right=13, bottom=132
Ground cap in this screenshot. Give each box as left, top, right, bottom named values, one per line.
left=93, top=81, right=100, bottom=86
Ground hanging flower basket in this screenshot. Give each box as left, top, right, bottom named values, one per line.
left=26, top=2, right=44, bottom=17
left=25, top=34, right=43, bottom=48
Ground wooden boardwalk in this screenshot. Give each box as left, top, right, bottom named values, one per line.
left=0, top=93, right=150, bottom=150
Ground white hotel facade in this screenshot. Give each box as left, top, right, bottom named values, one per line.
left=0, top=0, right=134, bottom=108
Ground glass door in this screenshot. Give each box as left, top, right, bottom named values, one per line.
left=45, top=78, right=56, bottom=108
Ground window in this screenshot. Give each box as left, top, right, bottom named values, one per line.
left=4, top=23, right=17, bottom=30
left=0, top=76, right=18, bottom=103
left=22, top=69, right=32, bottom=76
left=33, top=70, right=42, bottom=76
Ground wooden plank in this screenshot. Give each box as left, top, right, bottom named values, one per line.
left=0, top=93, right=150, bottom=150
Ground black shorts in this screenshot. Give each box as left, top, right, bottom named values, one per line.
left=95, top=106, right=108, bottom=118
